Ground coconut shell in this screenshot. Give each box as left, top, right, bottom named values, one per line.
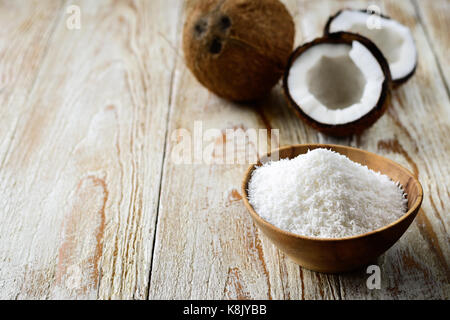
left=183, top=0, right=295, bottom=102
left=282, top=32, right=392, bottom=137
left=324, top=9, right=417, bottom=86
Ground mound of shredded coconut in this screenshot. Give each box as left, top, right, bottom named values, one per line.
left=248, top=148, right=408, bottom=238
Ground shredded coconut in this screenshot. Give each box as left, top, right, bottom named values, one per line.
left=248, top=148, right=408, bottom=238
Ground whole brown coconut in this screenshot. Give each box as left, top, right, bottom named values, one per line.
left=183, top=0, right=295, bottom=101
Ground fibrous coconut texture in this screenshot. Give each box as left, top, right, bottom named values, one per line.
left=325, top=9, right=417, bottom=84
left=248, top=148, right=408, bottom=239
left=183, top=0, right=294, bottom=101
left=283, top=32, right=391, bottom=136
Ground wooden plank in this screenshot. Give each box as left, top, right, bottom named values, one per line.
left=413, top=0, right=450, bottom=93
left=269, top=0, right=450, bottom=299
left=0, top=0, right=63, bottom=172
left=149, top=0, right=283, bottom=298
left=0, top=0, right=182, bottom=299
left=0, top=0, right=65, bottom=299
left=150, top=0, right=449, bottom=299
left=148, top=67, right=277, bottom=298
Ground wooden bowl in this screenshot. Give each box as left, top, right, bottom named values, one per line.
left=241, top=144, right=423, bottom=273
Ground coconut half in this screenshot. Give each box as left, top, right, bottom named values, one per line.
left=325, top=9, right=417, bottom=84
left=283, top=32, right=391, bottom=136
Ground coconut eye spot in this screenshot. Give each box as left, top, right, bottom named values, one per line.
left=307, top=54, right=366, bottom=110
left=220, top=15, right=231, bottom=31
left=209, top=37, right=222, bottom=54
left=346, top=23, right=404, bottom=64
left=194, top=19, right=208, bottom=39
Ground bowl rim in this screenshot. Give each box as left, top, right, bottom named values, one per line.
left=241, top=143, right=423, bottom=242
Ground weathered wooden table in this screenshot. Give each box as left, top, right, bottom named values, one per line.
left=0, top=0, right=448, bottom=299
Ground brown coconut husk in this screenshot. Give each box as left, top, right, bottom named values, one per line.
left=183, top=0, right=295, bottom=102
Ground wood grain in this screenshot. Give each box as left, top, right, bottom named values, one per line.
left=0, top=0, right=182, bottom=299
left=0, top=0, right=448, bottom=300
left=0, top=0, right=65, bottom=299
left=414, top=0, right=450, bottom=92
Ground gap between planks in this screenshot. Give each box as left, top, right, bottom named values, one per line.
left=146, top=1, right=186, bottom=299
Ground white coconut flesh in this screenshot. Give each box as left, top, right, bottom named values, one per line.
left=328, top=10, right=416, bottom=81
left=287, top=41, right=385, bottom=125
